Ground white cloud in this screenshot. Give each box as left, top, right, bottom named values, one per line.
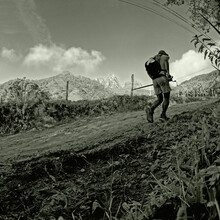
left=23, top=44, right=105, bottom=73
left=170, top=50, right=215, bottom=83
left=56, top=48, right=105, bottom=72
left=1, top=47, right=22, bottom=61
left=23, top=44, right=58, bottom=64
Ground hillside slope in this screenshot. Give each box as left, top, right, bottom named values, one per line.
left=0, top=99, right=216, bottom=163
left=173, top=70, right=220, bottom=96
left=0, top=72, right=121, bottom=102
left=35, top=72, right=116, bottom=100
left=0, top=98, right=220, bottom=220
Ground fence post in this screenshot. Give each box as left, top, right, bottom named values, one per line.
left=66, top=81, right=69, bottom=101
left=131, top=74, right=134, bottom=96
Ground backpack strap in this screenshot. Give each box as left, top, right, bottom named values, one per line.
left=146, top=57, right=155, bottom=65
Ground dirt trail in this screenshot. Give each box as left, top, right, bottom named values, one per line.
left=0, top=99, right=216, bottom=164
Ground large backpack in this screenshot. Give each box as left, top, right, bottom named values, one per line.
left=145, top=57, right=162, bottom=79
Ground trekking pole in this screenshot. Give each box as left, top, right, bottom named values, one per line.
left=132, top=84, right=153, bottom=90
left=132, top=80, right=177, bottom=91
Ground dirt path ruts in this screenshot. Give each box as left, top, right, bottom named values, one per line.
left=0, top=99, right=217, bottom=163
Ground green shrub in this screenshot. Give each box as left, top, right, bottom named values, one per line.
left=170, top=95, right=184, bottom=104
left=185, top=96, right=204, bottom=103
left=0, top=94, right=150, bottom=135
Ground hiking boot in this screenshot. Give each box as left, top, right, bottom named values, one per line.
left=159, top=114, right=170, bottom=122
left=146, top=104, right=154, bottom=123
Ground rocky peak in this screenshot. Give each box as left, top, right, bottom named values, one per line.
left=106, top=74, right=121, bottom=88
left=96, top=74, right=121, bottom=89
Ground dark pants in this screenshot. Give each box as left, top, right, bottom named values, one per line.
left=151, top=92, right=170, bottom=116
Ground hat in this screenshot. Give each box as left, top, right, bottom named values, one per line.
left=158, top=50, right=168, bottom=55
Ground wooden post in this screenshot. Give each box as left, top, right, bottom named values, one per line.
left=66, top=81, right=69, bottom=101
left=131, top=74, right=134, bottom=96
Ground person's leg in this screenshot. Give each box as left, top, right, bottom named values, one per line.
left=146, top=78, right=164, bottom=123
left=161, top=92, right=170, bottom=119
left=151, top=93, right=163, bottom=111
left=146, top=93, right=163, bottom=123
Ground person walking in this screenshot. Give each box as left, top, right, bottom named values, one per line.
left=145, top=50, right=173, bottom=123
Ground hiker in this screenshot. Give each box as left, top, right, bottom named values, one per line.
left=145, top=50, right=173, bottom=122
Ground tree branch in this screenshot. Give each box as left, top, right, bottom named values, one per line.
left=200, top=13, right=220, bottom=35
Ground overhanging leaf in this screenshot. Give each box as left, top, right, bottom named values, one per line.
left=198, top=44, right=204, bottom=53
left=207, top=43, right=216, bottom=47
left=204, top=50, right=208, bottom=59
left=202, top=38, right=211, bottom=42
left=211, top=56, right=214, bottom=63
left=191, top=37, right=197, bottom=43
left=194, top=40, right=199, bottom=48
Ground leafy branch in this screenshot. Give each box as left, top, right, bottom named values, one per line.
left=191, top=35, right=220, bottom=70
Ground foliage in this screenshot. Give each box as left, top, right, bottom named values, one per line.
left=105, top=104, right=220, bottom=219
left=170, top=94, right=208, bottom=105
left=165, top=0, right=220, bottom=70
left=0, top=95, right=150, bottom=135
left=0, top=78, right=50, bottom=134
left=170, top=95, right=184, bottom=104
left=1, top=78, right=214, bottom=135
left=148, top=113, right=220, bottom=219
left=191, top=35, right=220, bottom=69
left=0, top=79, right=150, bottom=135
left=1, top=100, right=220, bottom=219
left=1, top=78, right=50, bottom=103
left=165, top=0, right=220, bottom=33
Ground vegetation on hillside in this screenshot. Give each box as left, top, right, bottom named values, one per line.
left=1, top=1, right=220, bottom=219
left=172, top=71, right=220, bottom=97
left=0, top=78, right=155, bottom=135
left=0, top=78, right=217, bottom=136
left=0, top=99, right=219, bottom=220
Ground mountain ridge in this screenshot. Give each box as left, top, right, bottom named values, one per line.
left=0, top=72, right=150, bottom=101
left=173, top=70, right=220, bottom=96
left=1, top=70, right=219, bottom=101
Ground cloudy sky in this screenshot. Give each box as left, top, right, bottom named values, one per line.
left=0, top=0, right=217, bottom=85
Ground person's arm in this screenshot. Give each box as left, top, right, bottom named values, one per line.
left=160, top=55, right=169, bottom=72
left=164, top=59, right=169, bottom=75
left=160, top=55, right=172, bottom=79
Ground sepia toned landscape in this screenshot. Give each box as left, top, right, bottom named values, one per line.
left=0, top=0, right=220, bottom=219
left=0, top=70, right=220, bottom=219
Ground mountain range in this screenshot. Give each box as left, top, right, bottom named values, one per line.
left=36, top=71, right=115, bottom=101
left=0, top=70, right=219, bottom=102
left=0, top=71, right=150, bottom=101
